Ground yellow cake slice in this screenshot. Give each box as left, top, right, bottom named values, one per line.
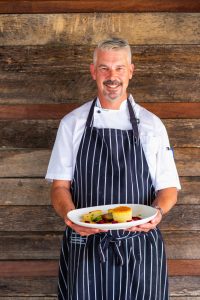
left=112, top=206, right=132, bottom=223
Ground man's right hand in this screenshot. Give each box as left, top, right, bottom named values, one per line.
left=65, top=219, right=108, bottom=236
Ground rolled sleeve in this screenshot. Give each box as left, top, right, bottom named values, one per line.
left=154, top=125, right=181, bottom=191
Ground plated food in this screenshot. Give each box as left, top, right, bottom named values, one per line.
left=82, top=206, right=141, bottom=224
left=67, top=204, right=157, bottom=230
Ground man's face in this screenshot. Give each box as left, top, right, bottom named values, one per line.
left=90, top=49, right=134, bottom=104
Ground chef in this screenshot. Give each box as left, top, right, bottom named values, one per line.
left=46, top=37, right=181, bottom=300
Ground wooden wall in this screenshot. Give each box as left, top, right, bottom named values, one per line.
left=0, top=1, right=200, bottom=298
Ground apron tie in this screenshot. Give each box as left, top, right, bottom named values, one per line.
left=98, top=234, right=125, bottom=266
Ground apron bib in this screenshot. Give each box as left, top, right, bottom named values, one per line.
left=58, top=98, right=168, bottom=300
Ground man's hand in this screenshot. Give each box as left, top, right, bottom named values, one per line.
left=126, top=209, right=162, bottom=233
left=65, top=219, right=108, bottom=236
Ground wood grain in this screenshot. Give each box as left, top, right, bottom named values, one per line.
left=0, top=0, right=199, bottom=13
left=175, top=148, right=200, bottom=177
left=0, top=260, right=200, bottom=277
left=178, top=177, right=200, bottom=205
left=0, top=298, right=57, bottom=300
left=0, top=178, right=51, bottom=205
left=0, top=231, right=199, bottom=260
left=0, top=14, right=199, bottom=46
left=1, top=276, right=199, bottom=296
left=0, top=103, right=200, bottom=120
left=0, top=276, right=57, bottom=295
left=0, top=148, right=199, bottom=177
left=0, top=205, right=199, bottom=232
left=163, top=231, right=200, bottom=259
left=0, top=177, right=199, bottom=206
left=0, top=149, right=50, bottom=178
left=0, top=44, right=199, bottom=104
left=169, top=277, right=200, bottom=297
left=0, top=119, right=199, bottom=148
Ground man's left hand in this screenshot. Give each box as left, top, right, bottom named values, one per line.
left=126, top=209, right=162, bottom=233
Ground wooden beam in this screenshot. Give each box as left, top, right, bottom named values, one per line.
left=0, top=260, right=200, bottom=277
left=0, top=14, right=199, bottom=46
left=168, top=260, right=200, bottom=276
left=0, top=0, right=199, bottom=13
left=0, top=205, right=199, bottom=231
left=0, top=277, right=199, bottom=297
left=0, top=119, right=199, bottom=148
left=0, top=231, right=199, bottom=260
left=0, top=177, right=199, bottom=206
left=0, top=103, right=199, bottom=120
left=0, top=148, right=199, bottom=177
left=1, top=45, right=199, bottom=104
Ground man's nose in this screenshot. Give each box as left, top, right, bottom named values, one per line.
left=108, top=69, right=117, bottom=79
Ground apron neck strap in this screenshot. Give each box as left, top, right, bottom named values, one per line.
left=85, top=97, right=97, bottom=127
left=127, top=97, right=139, bottom=139
left=86, top=97, right=139, bottom=138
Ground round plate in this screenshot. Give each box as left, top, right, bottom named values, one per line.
left=67, top=204, right=157, bottom=230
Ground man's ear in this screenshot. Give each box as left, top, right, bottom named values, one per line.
left=129, top=64, right=134, bottom=79
left=90, top=64, right=96, bottom=80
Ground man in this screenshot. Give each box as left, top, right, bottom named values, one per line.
left=46, top=38, right=181, bottom=299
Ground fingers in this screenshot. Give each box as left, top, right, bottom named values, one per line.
left=126, top=211, right=162, bottom=233
left=66, top=220, right=107, bottom=236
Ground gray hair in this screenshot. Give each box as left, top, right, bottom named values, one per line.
left=93, top=37, right=132, bottom=65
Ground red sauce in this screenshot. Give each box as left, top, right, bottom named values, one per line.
left=85, top=216, right=142, bottom=224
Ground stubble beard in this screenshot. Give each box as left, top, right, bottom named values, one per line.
left=102, top=80, right=123, bottom=103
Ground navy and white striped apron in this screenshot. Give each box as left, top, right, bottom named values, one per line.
left=58, top=98, right=168, bottom=300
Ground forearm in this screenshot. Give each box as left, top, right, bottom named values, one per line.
left=51, top=181, right=75, bottom=221
left=152, top=187, right=178, bottom=215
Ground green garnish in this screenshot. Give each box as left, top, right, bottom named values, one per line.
left=92, top=215, right=103, bottom=222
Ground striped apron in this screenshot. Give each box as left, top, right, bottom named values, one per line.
left=58, top=98, right=168, bottom=300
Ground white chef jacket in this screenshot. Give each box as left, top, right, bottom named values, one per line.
left=46, top=95, right=181, bottom=191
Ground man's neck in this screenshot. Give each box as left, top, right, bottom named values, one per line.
left=98, top=96, right=128, bottom=110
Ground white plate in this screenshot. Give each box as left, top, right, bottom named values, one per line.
left=67, top=204, right=158, bottom=230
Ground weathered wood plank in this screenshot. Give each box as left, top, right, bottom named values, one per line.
left=0, top=0, right=199, bottom=13
left=160, top=205, right=200, bottom=231
left=0, top=119, right=199, bottom=148
left=164, top=120, right=200, bottom=147
left=0, top=14, right=199, bottom=46
left=0, top=177, right=198, bottom=206
left=0, top=231, right=199, bottom=260
left=163, top=231, right=200, bottom=259
left=0, top=206, right=64, bottom=232
left=0, top=233, right=62, bottom=260
left=0, top=261, right=58, bottom=278
left=0, top=103, right=200, bottom=121
left=1, top=298, right=199, bottom=300
left=169, top=277, right=200, bottom=297
left=0, top=178, right=51, bottom=205
left=0, top=205, right=199, bottom=232
left=0, top=298, right=57, bottom=300
left=0, top=148, right=199, bottom=177
left=0, top=45, right=199, bottom=103
left=0, top=276, right=57, bottom=295
left=0, top=149, right=50, bottom=178
left=0, top=275, right=199, bottom=297
left=175, top=148, right=200, bottom=177
left=171, top=298, right=200, bottom=300
left=0, top=120, right=59, bottom=148
left=0, top=296, right=56, bottom=300
left=0, top=260, right=200, bottom=277
left=178, top=177, right=200, bottom=205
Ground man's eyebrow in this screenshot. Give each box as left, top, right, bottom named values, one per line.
left=98, top=64, right=108, bottom=68
left=97, top=64, right=126, bottom=68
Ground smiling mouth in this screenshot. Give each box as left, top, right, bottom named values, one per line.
left=103, top=80, right=122, bottom=89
